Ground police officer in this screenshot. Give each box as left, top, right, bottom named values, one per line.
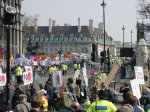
left=62, top=64, right=67, bottom=75
left=78, top=63, right=80, bottom=70
left=74, top=63, right=78, bottom=71
left=49, top=65, right=54, bottom=79
left=15, top=65, right=23, bottom=84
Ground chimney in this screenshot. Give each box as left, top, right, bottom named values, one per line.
left=52, top=20, right=56, bottom=26
left=34, top=18, right=38, bottom=32
left=49, top=18, right=52, bottom=33
left=89, top=19, right=94, bottom=31
left=78, top=18, right=81, bottom=33
left=98, top=23, right=104, bottom=32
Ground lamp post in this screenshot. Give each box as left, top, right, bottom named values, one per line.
left=122, top=26, right=125, bottom=48
left=101, top=0, right=106, bottom=72
left=131, top=30, right=133, bottom=48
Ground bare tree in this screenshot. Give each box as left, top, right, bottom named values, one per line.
left=137, top=0, right=150, bottom=19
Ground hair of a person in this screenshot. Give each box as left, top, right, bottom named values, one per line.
left=91, top=85, right=97, bottom=93
left=127, top=96, right=137, bottom=104
left=123, top=82, right=128, bottom=86
left=144, top=97, right=150, bottom=104
left=19, top=94, right=27, bottom=101
left=31, top=96, right=41, bottom=108
left=37, top=90, right=45, bottom=96
left=116, top=108, right=128, bottom=112
left=126, top=91, right=133, bottom=99
left=39, top=83, right=43, bottom=89
left=30, top=88, right=36, bottom=95
left=70, top=102, right=80, bottom=111
left=68, top=78, right=73, bottom=84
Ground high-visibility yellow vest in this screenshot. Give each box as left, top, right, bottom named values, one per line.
left=87, top=100, right=117, bottom=112
left=49, top=67, right=54, bottom=75
left=98, top=73, right=107, bottom=83
left=74, top=64, right=77, bottom=69
left=62, top=64, right=67, bottom=71
left=15, top=67, right=22, bottom=76
left=88, top=60, right=92, bottom=65
left=78, top=64, right=80, bottom=69
left=54, top=66, right=57, bottom=71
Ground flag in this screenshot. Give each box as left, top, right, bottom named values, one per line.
left=50, top=54, right=58, bottom=60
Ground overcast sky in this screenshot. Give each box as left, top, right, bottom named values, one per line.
left=22, top=0, right=138, bottom=43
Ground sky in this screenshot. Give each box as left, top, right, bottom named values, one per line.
left=22, top=0, right=138, bottom=43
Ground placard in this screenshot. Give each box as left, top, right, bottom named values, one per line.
left=134, top=66, right=145, bottom=84
left=82, top=63, right=88, bottom=88
left=53, top=71, right=62, bottom=87
left=0, top=73, right=6, bottom=86
left=73, top=70, right=80, bottom=81
left=104, top=63, right=120, bottom=88
left=34, top=74, right=40, bottom=90
left=23, top=66, right=33, bottom=85
left=130, top=79, right=141, bottom=99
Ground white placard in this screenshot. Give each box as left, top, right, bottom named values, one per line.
left=130, top=79, right=141, bottom=99
left=23, top=66, right=33, bottom=85
left=82, top=67, right=88, bottom=88
left=0, top=73, right=6, bottom=86
left=53, top=71, right=62, bottom=87
left=134, top=66, right=145, bottom=84
left=32, top=61, right=38, bottom=65
left=73, top=70, right=80, bottom=82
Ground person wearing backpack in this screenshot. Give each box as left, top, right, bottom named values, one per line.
left=14, top=94, right=31, bottom=112
left=56, top=85, right=73, bottom=111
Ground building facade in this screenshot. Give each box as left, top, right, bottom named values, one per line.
left=0, top=0, right=23, bottom=58
left=24, top=18, right=116, bottom=57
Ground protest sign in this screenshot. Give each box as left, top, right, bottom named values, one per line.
left=82, top=63, right=88, bottom=88
left=23, top=66, right=33, bottom=85
left=134, top=66, right=145, bottom=84
left=0, top=73, right=6, bottom=86
left=53, top=71, right=62, bottom=87
left=144, top=70, right=150, bottom=87
left=73, top=70, right=80, bottom=81
left=32, top=61, right=38, bottom=65
left=104, top=63, right=120, bottom=88
left=130, top=79, right=141, bottom=99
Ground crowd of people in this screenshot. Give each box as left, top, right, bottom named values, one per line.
left=0, top=57, right=150, bottom=112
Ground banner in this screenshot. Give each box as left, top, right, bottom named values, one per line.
left=0, top=73, right=6, bottom=86
left=53, top=71, right=62, bottom=87
left=130, top=79, right=141, bottom=99
left=73, top=70, right=80, bottom=81
left=82, top=63, right=88, bottom=88
left=34, top=74, right=40, bottom=90
left=23, top=66, right=33, bottom=85
left=134, top=66, right=145, bottom=84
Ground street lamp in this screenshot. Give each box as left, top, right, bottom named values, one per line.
left=122, top=26, right=125, bottom=48
left=131, top=30, right=133, bottom=48
left=101, top=0, right=106, bottom=72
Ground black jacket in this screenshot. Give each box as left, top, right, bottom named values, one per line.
left=120, top=87, right=130, bottom=100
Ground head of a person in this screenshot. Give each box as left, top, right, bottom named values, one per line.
left=14, top=82, right=19, bottom=89
left=59, top=85, right=67, bottom=96
left=76, top=79, right=81, bottom=86
left=70, top=102, right=80, bottom=112
left=100, top=82, right=105, bottom=89
left=116, top=108, right=128, bottom=112
left=39, top=83, right=43, bottom=90
left=98, top=90, right=108, bottom=100
left=30, top=88, right=36, bottom=95
left=31, top=96, right=41, bottom=110
left=91, top=85, right=97, bottom=93
left=37, top=90, right=45, bottom=97
left=127, top=96, right=137, bottom=105
left=19, top=94, right=27, bottom=102
left=123, top=82, right=128, bottom=87
left=26, top=90, right=31, bottom=96
left=142, top=86, right=150, bottom=95
left=126, top=91, right=133, bottom=98
left=67, top=78, right=73, bottom=86
left=144, top=97, right=150, bottom=105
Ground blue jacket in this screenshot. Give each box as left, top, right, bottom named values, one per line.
left=140, top=94, right=150, bottom=105
left=144, top=104, right=150, bottom=112
left=131, top=104, right=143, bottom=112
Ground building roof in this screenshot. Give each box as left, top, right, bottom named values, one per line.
left=36, top=26, right=108, bottom=37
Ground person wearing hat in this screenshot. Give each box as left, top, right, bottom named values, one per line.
left=14, top=94, right=31, bottom=112
left=87, top=90, right=117, bottom=112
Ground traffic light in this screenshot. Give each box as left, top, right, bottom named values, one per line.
left=2, top=6, right=16, bottom=25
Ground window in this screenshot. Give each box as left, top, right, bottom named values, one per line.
left=69, top=37, right=73, bottom=41
left=55, top=48, right=58, bottom=51
left=45, top=48, right=48, bottom=52
left=83, top=37, right=87, bottom=41
left=64, top=37, right=68, bottom=41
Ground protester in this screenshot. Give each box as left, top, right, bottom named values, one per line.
left=87, top=90, right=117, bottom=112
left=30, top=96, right=41, bottom=112
left=143, top=97, right=150, bottom=112
left=89, top=85, right=97, bottom=103
left=67, top=78, right=77, bottom=102
left=120, top=82, right=130, bottom=104
left=37, top=90, right=48, bottom=112
left=140, top=86, right=150, bottom=105
left=14, top=94, right=31, bottom=112
left=56, top=85, right=73, bottom=111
